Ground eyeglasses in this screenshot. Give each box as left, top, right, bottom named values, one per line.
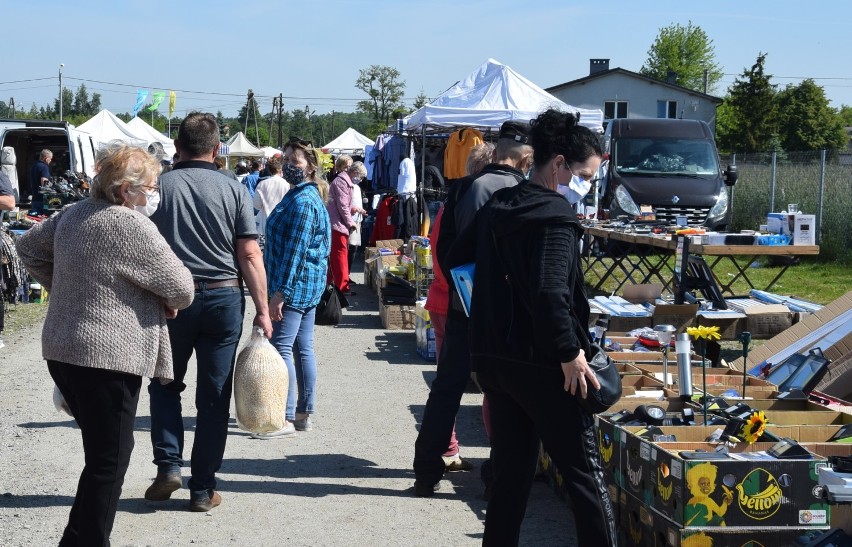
left=567, top=165, right=593, bottom=183
left=142, top=184, right=160, bottom=194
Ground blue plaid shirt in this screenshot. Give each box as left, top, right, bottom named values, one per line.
left=264, top=181, right=331, bottom=310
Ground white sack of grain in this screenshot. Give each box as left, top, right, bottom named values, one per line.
left=233, top=327, right=289, bottom=433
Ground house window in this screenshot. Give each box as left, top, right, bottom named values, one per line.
left=657, top=100, right=678, bottom=118
left=604, top=100, right=628, bottom=120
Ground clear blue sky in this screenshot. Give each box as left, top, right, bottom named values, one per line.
left=3, top=0, right=850, bottom=122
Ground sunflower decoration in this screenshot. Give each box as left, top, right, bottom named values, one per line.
left=686, top=326, right=722, bottom=341
left=686, top=326, right=721, bottom=423
left=741, top=410, right=768, bottom=444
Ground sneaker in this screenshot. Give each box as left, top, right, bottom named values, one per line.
left=144, top=471, right=182, bottom=501
left=293, top=416, right=312, bottom=432
left=442, top=454, right=474, bottom=472
left=250, top=422, right=296, bottom=439
left=190, top=490, right=222, bottom=512
left=414, top=479, right=441, bottom=498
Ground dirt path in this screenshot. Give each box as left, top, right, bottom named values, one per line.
left=0, top=265, right=576, bottom=546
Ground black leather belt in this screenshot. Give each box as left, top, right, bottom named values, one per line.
left=194, top=279, right=241, bottom=290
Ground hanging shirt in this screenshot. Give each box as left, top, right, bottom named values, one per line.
left=443, top=128, right=483, bottom=179
left=383, top=135, right=407, bottom=192
left=364, top=144, right=375, bottom=180
left=370, top=194, right=399, bottom=244
left=398, top=157, right=417, bottom=194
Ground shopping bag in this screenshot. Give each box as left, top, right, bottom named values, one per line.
left=233, top=328, right=289, bottom=433
left=314, top=283, right=348, bottom=325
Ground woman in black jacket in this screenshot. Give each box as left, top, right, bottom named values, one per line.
left=447, top=109, right=616, bottom=546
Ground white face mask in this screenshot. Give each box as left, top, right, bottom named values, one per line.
left=133, top=190, right=160, bottom=217
left=557, top=175, right=593, bottom=205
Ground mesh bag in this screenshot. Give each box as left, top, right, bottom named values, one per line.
left=233, top=328, right=289, bottom=433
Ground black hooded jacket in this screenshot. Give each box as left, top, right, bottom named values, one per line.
left=446, top=180, right=591, bottom=372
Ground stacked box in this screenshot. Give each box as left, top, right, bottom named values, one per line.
left=379, top=301, right=415, bottom=330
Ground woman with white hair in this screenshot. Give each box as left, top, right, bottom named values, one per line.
left=326, top=154, right=356, bottom=294
left=347, top=161, right=368, bottom=275
left=16, top=142, right=195, bottom=546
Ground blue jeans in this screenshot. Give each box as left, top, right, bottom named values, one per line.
left=148, top=286, right=244, bottom=498
left=270, top=305, right=317, bottom=420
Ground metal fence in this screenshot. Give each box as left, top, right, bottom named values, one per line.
left=721, top=151, right=852, bottom=262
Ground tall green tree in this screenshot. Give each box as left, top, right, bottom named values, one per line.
left=413, top=89, right=429, bottom=110
left=355, top=65, right=406, bottom=126
left=722, top=52, right=777, bottom=153
left=837, top=105, right=852, bottom=128
left=775, top=79, right=848, bottom=151
left=640, top=21, right=723, bottom=93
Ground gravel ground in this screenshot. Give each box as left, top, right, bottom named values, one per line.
left=0, top=265, right=576, bottom=546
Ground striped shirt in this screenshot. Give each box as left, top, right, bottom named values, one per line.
left=264, top=181, right=331, bottom=310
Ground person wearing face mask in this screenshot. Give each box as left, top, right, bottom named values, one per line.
left=144, top=112, right=272, bottom=513
left=445, top=109, right=616, bottom=546
left=346, top=161, right=368, bottom=276
left=326, top=154, right=356, bottom=295
left=15, top=142, right=195, bottom=545
left=259, top=138, right=330, bottom=437
left=413, top=120, right=534, bottom=497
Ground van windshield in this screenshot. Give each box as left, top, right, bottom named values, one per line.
left=614, top=138, right=719, bottom=176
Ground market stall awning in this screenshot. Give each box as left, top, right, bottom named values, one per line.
left=221, top=132, right=264, bottom=157
left=322, top=127, right=373, bottom=154
left=403, top=58, right=604, bottom=133
left=126, top=117, right=176, bottom=158
left=77, top=109, right=149, bottom=148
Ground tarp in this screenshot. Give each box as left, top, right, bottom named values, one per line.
left=403, top=58, right=604, bottom=133
left=126, top=117, right=176, bottom=158
left=77, top=109, right=148, bottom=148
left=222, top=132, right=264, bottom=157
left=322, top=127, right=374, bottom=154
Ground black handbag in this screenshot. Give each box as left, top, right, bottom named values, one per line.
left=577, top=342, right=622, bottom=414
left=315, top=283, right=349, bottom=326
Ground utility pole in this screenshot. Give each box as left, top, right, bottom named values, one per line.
left=277, top=93, right=284, bottom=149
left=330, top=110, right=336, bottom=139
left=8, top=97, right=14, bottom=119
left=58, top=63, right=64, bottom=121
left=244, top=89, right=254, bottom=141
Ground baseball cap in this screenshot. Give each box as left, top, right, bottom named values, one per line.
left=498, top=121, right=531, bottom=144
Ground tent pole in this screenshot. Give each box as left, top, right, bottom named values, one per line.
left=420, top=124, right=426, bottom=232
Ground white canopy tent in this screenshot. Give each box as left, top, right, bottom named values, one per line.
left=77, top=109, right=149, bottom=149
left=221, top=132, right=264, bottom=157
left=261, top=146, right=282, bottom=158
left=403, top=58, right=604, bottom=133
left=322, top=127, right=374, bottom=155
left=127, top=117, right=176, bottom=158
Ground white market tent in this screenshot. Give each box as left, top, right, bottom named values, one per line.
left=322, top=127, right=374, bottom=155
left=77, top=109, right=149, bottom=149
left=127, top=117, right=176, bottom=158
left=403, top=58, right=604, bottom=133
left=261, top=146, right=282, bottom=158
left=221, top=132, right=264, bottom=157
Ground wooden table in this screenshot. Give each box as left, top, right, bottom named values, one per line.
left=583, top=225, right=820, bottom=296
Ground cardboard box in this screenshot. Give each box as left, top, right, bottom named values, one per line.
left=596, top=415, right=629, bottom=488
left=664, top=375, right=779, bottom=400
left=764, top=410, right=852, bottom=426
left=379, top=302, right=415, bottom=330
left=649, top=440, right=829, bottom=527
left=620, top=489, right=655, bottom=547
left=621, top=375, right=666, bottom=397
left=744, top=304, right=794, bottom=339
left=652, top=510, right=826, bottom=546
left=729, top=290, right=852, bottom=372
left=616, top=363, right=644, bottom=376
left=697, top=311, right=744, bottom=340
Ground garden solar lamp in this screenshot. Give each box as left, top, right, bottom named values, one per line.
left=654, top=324, right=677, bottom=388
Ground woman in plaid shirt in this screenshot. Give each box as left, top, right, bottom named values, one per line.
left=259, top=140, right=331, bottom=437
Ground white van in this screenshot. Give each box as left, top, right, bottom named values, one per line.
left=0, top=119, right=97, bottom=204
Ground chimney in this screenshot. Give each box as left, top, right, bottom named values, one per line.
left=666, top=70, right=678, bottom=84
left=590, top=59, right=610, bottom=75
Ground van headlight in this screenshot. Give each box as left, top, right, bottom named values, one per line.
left=707, top=187, right=728, bottom=219
left=614, top=185, right=641, bottom=217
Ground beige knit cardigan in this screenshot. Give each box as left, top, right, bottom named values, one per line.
left=16, top=198, right=195, bottom=380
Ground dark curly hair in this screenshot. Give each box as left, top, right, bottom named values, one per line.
left=529, top=109, right=602, bottom=168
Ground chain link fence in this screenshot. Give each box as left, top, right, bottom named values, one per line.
left=721, top=151, right=852, bottom=263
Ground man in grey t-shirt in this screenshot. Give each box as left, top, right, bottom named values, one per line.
left=145, top=112, right=271, bottom=513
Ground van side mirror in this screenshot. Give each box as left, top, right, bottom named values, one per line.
left=724, top=165, right=738, bottom=186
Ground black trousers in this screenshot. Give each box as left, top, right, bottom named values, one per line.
left=477, top=365, right=617, bottom=547
left=48, top=361, right=141, bottom=547
left=413, top=311, right=470, bottom=483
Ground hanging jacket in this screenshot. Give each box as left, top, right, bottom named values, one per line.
left=443, top=128, right=483, bottom=179
left=445, top=181, right=590, bottom=372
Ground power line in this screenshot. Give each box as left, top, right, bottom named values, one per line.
left=722, top=73, right=852, bottom=81
left=0, top=77, right=55, bottom=85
